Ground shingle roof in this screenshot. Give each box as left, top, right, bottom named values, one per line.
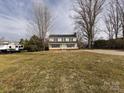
left=49, top=41, right=77, bottom=43
left=49, top=33, right=77, bottom=38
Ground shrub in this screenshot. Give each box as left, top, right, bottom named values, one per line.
left=19, top=35, right=48, bottom=52
left=93, top=38, right=124, bottom=49
left=94, top=40, right=108, bottom=49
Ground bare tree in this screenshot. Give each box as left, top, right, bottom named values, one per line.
left=73, top=0, right=106, bottom=48
left=104, top=15, right=114, bottom=40
left=76, top=31, right=84, bottom=48
left=117, top=0, right=124, bottom=38
left=107, top=0, right=122, bottom=39
left=30, top=1, right=52, bottom=50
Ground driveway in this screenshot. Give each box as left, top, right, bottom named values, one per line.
left=83, top=49, right=124, bottom=56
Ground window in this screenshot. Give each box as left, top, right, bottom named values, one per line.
left=51, top=44, right=60, bottom=48
left=66, top=38, right=69, bottom=42
left=58, top=38, right=62, bottom=42
left=73, top=38, right=77, bottom=42
left=67, top=44, right=75, bottom=48
left=49, top=38, right=54, bottom=42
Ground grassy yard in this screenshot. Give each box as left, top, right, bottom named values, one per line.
left=0, top=51, right=124, bottom=93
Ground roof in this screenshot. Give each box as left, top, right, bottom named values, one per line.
left=0, top=41, right=19, bottom=45
left=49, top=41, right=77, bottom=43
left=49, top=33, right=77, bottom=38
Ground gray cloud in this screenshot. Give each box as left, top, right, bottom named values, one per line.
left=49, top=0, right=75, bottom=34
left=0, top=0, right=106, bottom=41
left=0, top=16, right=28, bottom=40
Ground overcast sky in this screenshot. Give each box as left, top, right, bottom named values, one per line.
left=0, top=0, right=106, bottom=41
left=0, top=0, right=75, bottom=40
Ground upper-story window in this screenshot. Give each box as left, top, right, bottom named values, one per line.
left=66, top=38, right=69, bottom=42
left=73, top=38, right=77, bottom=42
left=58, top=38, right=62, bottom=42
left=49, top=38, right=54, bottom=42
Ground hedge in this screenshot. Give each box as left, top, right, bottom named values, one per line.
left=93, top=38, right=124, bottom=49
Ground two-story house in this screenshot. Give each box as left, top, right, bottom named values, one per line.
left=49, top=33, right=78, bottom=50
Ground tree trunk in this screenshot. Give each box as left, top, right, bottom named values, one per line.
left=88, top=36, right=92, bottom=49
left=115, top=32, right=118, bottom=39
left=41, top=39, right=45, bottom=51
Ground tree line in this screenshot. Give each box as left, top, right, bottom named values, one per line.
left=73, top=0, right=124, bottom=49
left=19, top=0, right=124, bottom=51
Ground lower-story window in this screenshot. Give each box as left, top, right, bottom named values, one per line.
left=67, top=44, right=75, bottom=48
left=51, top=44, right=60, bottom=48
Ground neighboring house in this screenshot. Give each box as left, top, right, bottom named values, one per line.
left=49, top=33, right=78, bottom=50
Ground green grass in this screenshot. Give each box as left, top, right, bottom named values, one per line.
left=0, top=51, right=124, bottom=93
